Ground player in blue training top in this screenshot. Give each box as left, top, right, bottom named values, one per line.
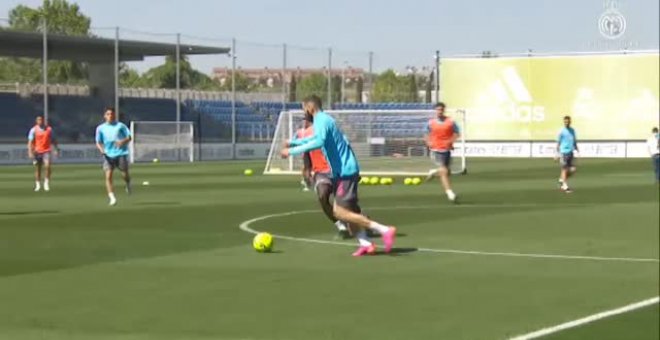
left=555, top=115, right=579, bottom=193
left=95, top=107, right=132, bottom=206
left=281, top=95, right=397, bottom=256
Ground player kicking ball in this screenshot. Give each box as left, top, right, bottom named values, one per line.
left=95, top=107, right=132, bottom=206
left=555, top=115, right=579, bottom=193
left=292, top=114, right=351, bottom=239
left=27, top=115, right=59, bottom=192
left=281, top=95, right=396, bottom=256
left=424, top=102, right=460, bottom=203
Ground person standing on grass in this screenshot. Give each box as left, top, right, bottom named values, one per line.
left=555, top=115, right=579, bottom=193
left=27, top=115, right=59, bottom=192
left=95, top=107, right=132, bottom=206
left=293, top=117, right=314, bottom=192
left=281, top=95, right=397, bottom=257
left=647, top=127, right=659, bottom=183
left=424, top=102, right=460, bottom=203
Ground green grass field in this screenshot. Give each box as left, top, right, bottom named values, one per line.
left=0, top=158, right=658, bottom=340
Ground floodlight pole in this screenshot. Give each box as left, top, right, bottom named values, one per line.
left=282, top=43, right=287, bottom=111
left=176, top=33, right=181, bottom=123
left=42, top=18, right=48, bottom=124
left=327, top=48, right=332, bottom=107
left=114, top=27, right=120, bottom=120
left=231, top=38, right=237, bottom=159
left=435, top=50, right=440, bottom=103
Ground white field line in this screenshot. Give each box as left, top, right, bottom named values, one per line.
left=238, top=206, right=660, bottom=263
left=508, top=296, right=660, bottom=340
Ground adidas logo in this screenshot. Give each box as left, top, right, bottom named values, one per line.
left=476, top=66, right=545, bottom=123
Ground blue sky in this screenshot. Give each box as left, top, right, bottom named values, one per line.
left=1, top=0, right=658, bottom=74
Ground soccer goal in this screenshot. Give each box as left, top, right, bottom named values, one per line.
left=129, top=121, right=194, bottom=163
left=264, top=109, right=467, bottom=176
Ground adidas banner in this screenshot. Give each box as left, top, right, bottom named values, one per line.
left=441, top=53, right=659, bottom=140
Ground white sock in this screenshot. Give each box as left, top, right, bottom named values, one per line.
left=446, top=190, right=456, bottom=199
left=335, top=220, right=347, bottom=231
left=368, top=221, right=389, bottom=234
left=561, top=183, right=569, bottom=190
left=109, top=193, right=116, bottom=200
left=35, top=181, right=40, bottom=187
left=356, top=230, right=372, bottom=247
left=44, top=179, right=49, bottom=184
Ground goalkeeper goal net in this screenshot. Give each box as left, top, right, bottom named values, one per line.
left=264, top=109, right=466, bottom=176
left=129, top=121, right=194, bottom=163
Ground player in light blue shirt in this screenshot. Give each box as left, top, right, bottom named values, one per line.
left=281, top=95, right=397, bottom=256
left=555, top=115, right=579, bottom=193
left=95, top=107, right=132, bottom=206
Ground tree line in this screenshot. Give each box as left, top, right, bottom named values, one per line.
left=1, top=0, right=433, bottom=103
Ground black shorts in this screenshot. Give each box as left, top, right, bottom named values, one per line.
left=313, top=172, right=333, bottom=192
left=33, top=151, right=52, bottom=165
left=333, top=175, right=359, bottom=210
left=103, top=155, right=129, bottom=172
left=303, top=152, right=312, bottom=170
left=560, top=153, right=574, bottom=169
left=431, top=150, right=451, bottom=168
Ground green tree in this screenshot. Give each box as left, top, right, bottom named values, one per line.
left=372, top=70, right=420, bottom=102
left=295, top=73, right=327, bottom=103
left=136, top=55, right=221, bottom=90
left=0, top=0, right=91, bottom=84
left=288, top=75, right=297, bottom=102
left=355, top=77, right=364, bottom=103
left=220, top=71, right=252, bottom=92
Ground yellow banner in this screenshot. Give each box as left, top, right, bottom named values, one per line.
left=441, top=54, right=659, bottom=140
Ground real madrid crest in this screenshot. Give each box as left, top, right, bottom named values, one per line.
left=599, top=0, right=627, bottom=40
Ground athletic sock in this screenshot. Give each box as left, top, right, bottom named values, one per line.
left=368, top=221, right=389, bottom=234
left=335, top=220, right=348, bottom=231
left=446, top=190, right=456, bottom=199
left=356, top=230, right=372, bottom=247
left=109, top=192, right=116, bottom=200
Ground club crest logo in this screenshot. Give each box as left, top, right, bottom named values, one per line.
left=599, top=1, right=626, bottom=40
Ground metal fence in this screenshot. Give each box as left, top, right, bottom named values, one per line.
left=1, top=18, right=405, bottom=156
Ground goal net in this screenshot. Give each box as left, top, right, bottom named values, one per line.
left=264, top=109, right=467, bottom=176
left=129, top=121, right=194, bottom=163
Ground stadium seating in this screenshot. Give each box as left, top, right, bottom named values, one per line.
left=0, top=92, right=434, bottom=143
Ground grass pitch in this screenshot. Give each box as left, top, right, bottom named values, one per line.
left=0, top=158, right=657, bottom=339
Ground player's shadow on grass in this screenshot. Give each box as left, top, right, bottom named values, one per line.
left=135, top=201, right=181, bottom=206
left=0, top=210, right=59, bottom=216
left=375, top=247, right=418, bottom=256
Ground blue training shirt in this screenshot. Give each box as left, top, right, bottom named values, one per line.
left=95, top=122, right=131, bottom=158
left=289, top=111, right=359, bottom=178
left=557, top=127, right=577, bottom=154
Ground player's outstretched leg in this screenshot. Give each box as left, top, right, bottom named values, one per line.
left=105, top=169, right=117, bottom=206
left=334, top=204, right=396, bottom=256
left=438, top=167, right=457, bottom=203
left=316, top=182, right=350, bottom=239
left=33, top=158, right=42, bottom=192
left=43, top=158, right=51, bottom=192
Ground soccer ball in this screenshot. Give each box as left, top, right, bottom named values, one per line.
left=253, top=232, right=274, bottom=253
left=404, top=178, right=413, bottom=185
left=244, top=169, right=254, bottom=176
left=369, top=177, right=380, bottom=185
left=412, top=178, right=422, bottom=185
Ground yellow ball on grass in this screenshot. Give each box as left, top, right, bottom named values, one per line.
left=244, top=169, right=254, bottom=176
left=253, top=232, right=274, bottom=253
left=411, top=177, right=422, bottom=185
left=404, top=178, right=413, bottom=185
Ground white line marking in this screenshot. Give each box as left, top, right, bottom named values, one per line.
left=238, top=206, right=660, bottom=263
left=508, top=296, right=660, bottom=340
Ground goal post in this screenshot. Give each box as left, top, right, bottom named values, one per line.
left=264, top=109, right=467, bottom=176
left=129, top=121, right=194, bottom=163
